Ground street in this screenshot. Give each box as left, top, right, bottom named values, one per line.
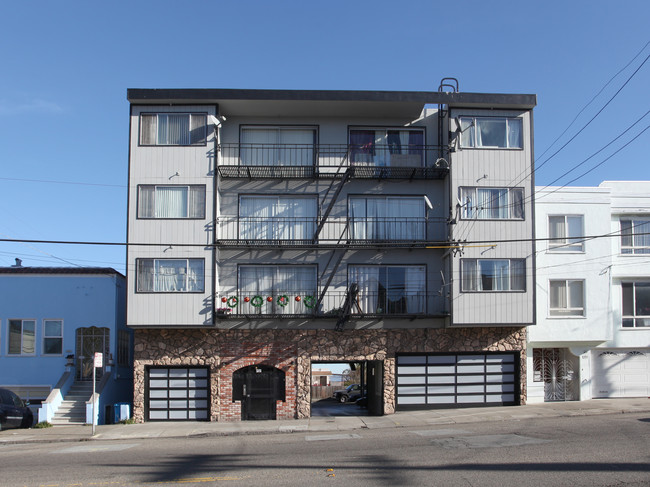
left=1, top=413, right=648, bottom=486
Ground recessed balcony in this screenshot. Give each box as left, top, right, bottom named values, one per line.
left=217, top=144, right=448, bottom=180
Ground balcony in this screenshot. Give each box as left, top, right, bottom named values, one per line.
left=216, top=290, right=448, bottom=319
left=217, top=216, right=448, bottom=248
left=217, top=144, right=448, bottom=180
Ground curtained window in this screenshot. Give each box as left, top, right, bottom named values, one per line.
left=349, top=128, right=424, bottom=166
left=138, top=185, right=205, bottom=219
left=621, top=219, right=650, bottom=254
left=8, top=319, right=36, bottom=355
left=622, top=282, right=650, bottom=327
left=461, top=259, right=526, bottom=292
left=460, top=117, right=522, bottom=149
left=349, top=265, right=426, bottom=314
left=140, top=113, right=206, bottom=145
left=240, top=127, right=315, bottom=166
left=349, top=196, right=425, bottom=240
left=239, top=196, right=316, bottom=241
left=460, top=187, right=524, bottom=220
left=549, top=215, right=584, bottom=252
left=136, top=259, right=205, bottom=293
left=238, top=265, right=316, bottom=314
left=549, top=280, right=584, bottom=316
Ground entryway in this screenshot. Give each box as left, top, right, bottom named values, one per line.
left=75, top=327, right=110, bottom=381
left=232, top=365, right=285, bottom=420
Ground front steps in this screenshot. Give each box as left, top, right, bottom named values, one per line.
left=51, top=381, right=93, bottom=425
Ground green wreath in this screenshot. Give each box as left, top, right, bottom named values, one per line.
left=277, top=294, right=289, bottom=307
left=251, top=295, right=264, bottom=307
left=303, top=295, right=315, bottom=308
left=226, top=296, right=238, bottom=308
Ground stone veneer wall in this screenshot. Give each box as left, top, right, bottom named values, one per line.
left=133, top=327, right=526, bottom=422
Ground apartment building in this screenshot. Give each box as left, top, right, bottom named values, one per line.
left=529, top=181, right=650, bottom=402
left=126, top=84, right=537, bottom=422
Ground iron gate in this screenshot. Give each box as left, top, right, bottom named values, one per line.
left=533, top=348, right=578, bottom=401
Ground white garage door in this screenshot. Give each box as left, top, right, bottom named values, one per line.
left=396, top=352, right=519, bottom=409
left=592, top=350, right=650, bottom=398
left=146, top=367, right=210, bottom=421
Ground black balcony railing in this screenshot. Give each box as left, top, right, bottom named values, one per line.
left=217, top=216, right=448, bottom=247
left=216, top=290, right=447, bottom=319
left=218, top=144, right=448, bottom=179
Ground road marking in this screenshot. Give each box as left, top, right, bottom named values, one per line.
left=51, top=443, right=139, bottom=454
left=305, top=433, right=361, bottom=441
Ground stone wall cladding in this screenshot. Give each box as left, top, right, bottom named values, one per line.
left=133, top=326, right=526, bottom=423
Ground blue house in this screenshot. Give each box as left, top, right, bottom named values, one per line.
left=0, top=264, right=132, bottom=425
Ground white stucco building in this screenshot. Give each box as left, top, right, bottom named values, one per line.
left=529, top=181, right=650, bottom=402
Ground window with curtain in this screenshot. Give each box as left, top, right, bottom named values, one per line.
left=622, top=282, right=650, bottom=327
left=238, top=265, right=316, bottom=314
left=43, top=320, right=63, bottom=355
left=240, top=127, right=315, bottom=166
left=138, top=185, right=205, bottom=219
left=549, top=280, right=584, bottom=316
left=239, top=196, right=316, bottom=241
left=621, top=218, right=650, bottom=254
left=8, top=319, right=36, bottom=355
left=140, top=113, right=206, bottom=145
left=460, top=187, right=524, bottom=220
left=136, top=259, right=205, bottom=293
left=461, top=259, right=526, bottom=292
left=349, top=265, right=426, bottom=314
left=460, top=116, right=522, bottom=149
left=349, top=128, right=424, bottom=166
left=349, top=196, right=425, bottom=240
left=549, top=215, right=584, bottom=252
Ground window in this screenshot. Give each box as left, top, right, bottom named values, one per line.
left=136, top=259, right=205, bottom=293
left=239, top=196, right=316, bottom=240
left=238, top=265, right=317, bottom=314
left=461, top=259, right=526, bottom=292
left=460, top=187, right=524, bottom=220
left=621, top=218, right=650, bottom=254
left=549, top=280, right=584, bottom=316
left=349, top=265, right=426, bottom=314
left=138, top=185, right=205, bottom=219
left=460, top=117, right=522, bottom=148
left=622, top=282, right=650, bottom=327
left=349, top=128, right=424, bottom=166
left=43, top=320, right=63, bottom=355
left=240, top=126, right=316, bottom=166
left=549, top=215, right=584, bottom=252
left=140, top=113, right=206, bottom=146
left=8, top=319, right=35, bottom=355
left=349, top=196, right=425, bottom=240
left=117, top=330, right=131, bottom=366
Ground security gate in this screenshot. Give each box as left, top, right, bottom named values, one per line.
left=232, top=365, right=285, bottom=420
left=76, top=327, right=110, bottom=381
left=533, top=348, right=577, bottom=401
left=396, top=352, right=519, bottom=409
left=146, top=367, right=209, bottom=421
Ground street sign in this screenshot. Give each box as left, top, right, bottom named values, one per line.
left=94, top=352, right=103, bottom=368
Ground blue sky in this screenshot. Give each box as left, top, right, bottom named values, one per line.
left=1, top=0, right=648, bottom=274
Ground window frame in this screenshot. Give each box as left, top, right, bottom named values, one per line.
left=42, top=319, right=63, bottom=356
left=238, top=194, right=318, bottom=241
left=348, top=126, right=426, bottom=166
left=548, top=279, right=585, bottom=317
left=621, top=282, right=650, bottom=328
left=348, top=195, right=427, bottom=240
left=137, top=185, right=206, bottom=220
left=239, top=125, right=318, bottom=167
left=461, top=259, right=526, bottom=293
left=7, top=319, right=36, bottom=356
left=548, top=214, right=585, bottom=252
left=135, top=258, right=205, bottom=294
left=139, top=112, right=207, bottom=146
left=459, top=116, right=523, bottom=149
left=459, top=186, right=525, bottom=220
left=620, top=218, right=650, bottom=255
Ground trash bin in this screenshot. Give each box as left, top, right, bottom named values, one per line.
left=114, top=403, right=130, bottom=423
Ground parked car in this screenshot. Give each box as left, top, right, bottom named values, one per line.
left=333, top=384, right=361, bottom=403
left=0, top=388, right=33, bottom=430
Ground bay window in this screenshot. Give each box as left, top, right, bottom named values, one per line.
left=238, top=265, right=316, bottom=314
left=460, top=116, right=522, bottom=148
left=622, top=282, right=650, bottom=327
left=140, top=113, right=206, bottom=146
left=460, top=187, right=524, bottom=220
left=8, top=319, right=35, bottom=355
left=621, top=218, right=650, bottom=254
left=349, top=128, right=424, bottom=166
left=136, top=259, right=205, bottom=293
left=549, top=280, right=584, bottom=317
left=239, top=196, right=316, bottom=241
left=349, top=265, right=426, bottom=314
left=240, top=126, right=316, bottom=166
left=138, top=185, right=205, bottom=219
left=549, top=215, right=584, bottom=252
left=461, top=259, right=526, bottom=292
left=349, top=196, right=425, bottom=240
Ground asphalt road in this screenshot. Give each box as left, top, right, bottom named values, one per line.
left=1, top=413, right=648, bottom=487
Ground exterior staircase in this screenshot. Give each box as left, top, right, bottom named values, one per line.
left=51, top=381, right=93, bottom=425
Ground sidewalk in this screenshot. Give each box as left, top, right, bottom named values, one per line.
left=1, top=398, right=648, bottom=445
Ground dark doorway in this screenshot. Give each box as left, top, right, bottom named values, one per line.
left=75, top=327, right=110, bottom=381
left=366, top=360, right=384, bottom=416
left=233, top=365, right=285, bottom=420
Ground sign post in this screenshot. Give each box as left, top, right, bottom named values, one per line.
left=92, top=352, right=102, bottom=436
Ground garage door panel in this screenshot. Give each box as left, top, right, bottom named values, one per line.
left=146, top=366, right=210, bottom=421
left=592, top=350, right=650, bottom=398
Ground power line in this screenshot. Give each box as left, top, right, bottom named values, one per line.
left=0, top=176, right=126, bottom=188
